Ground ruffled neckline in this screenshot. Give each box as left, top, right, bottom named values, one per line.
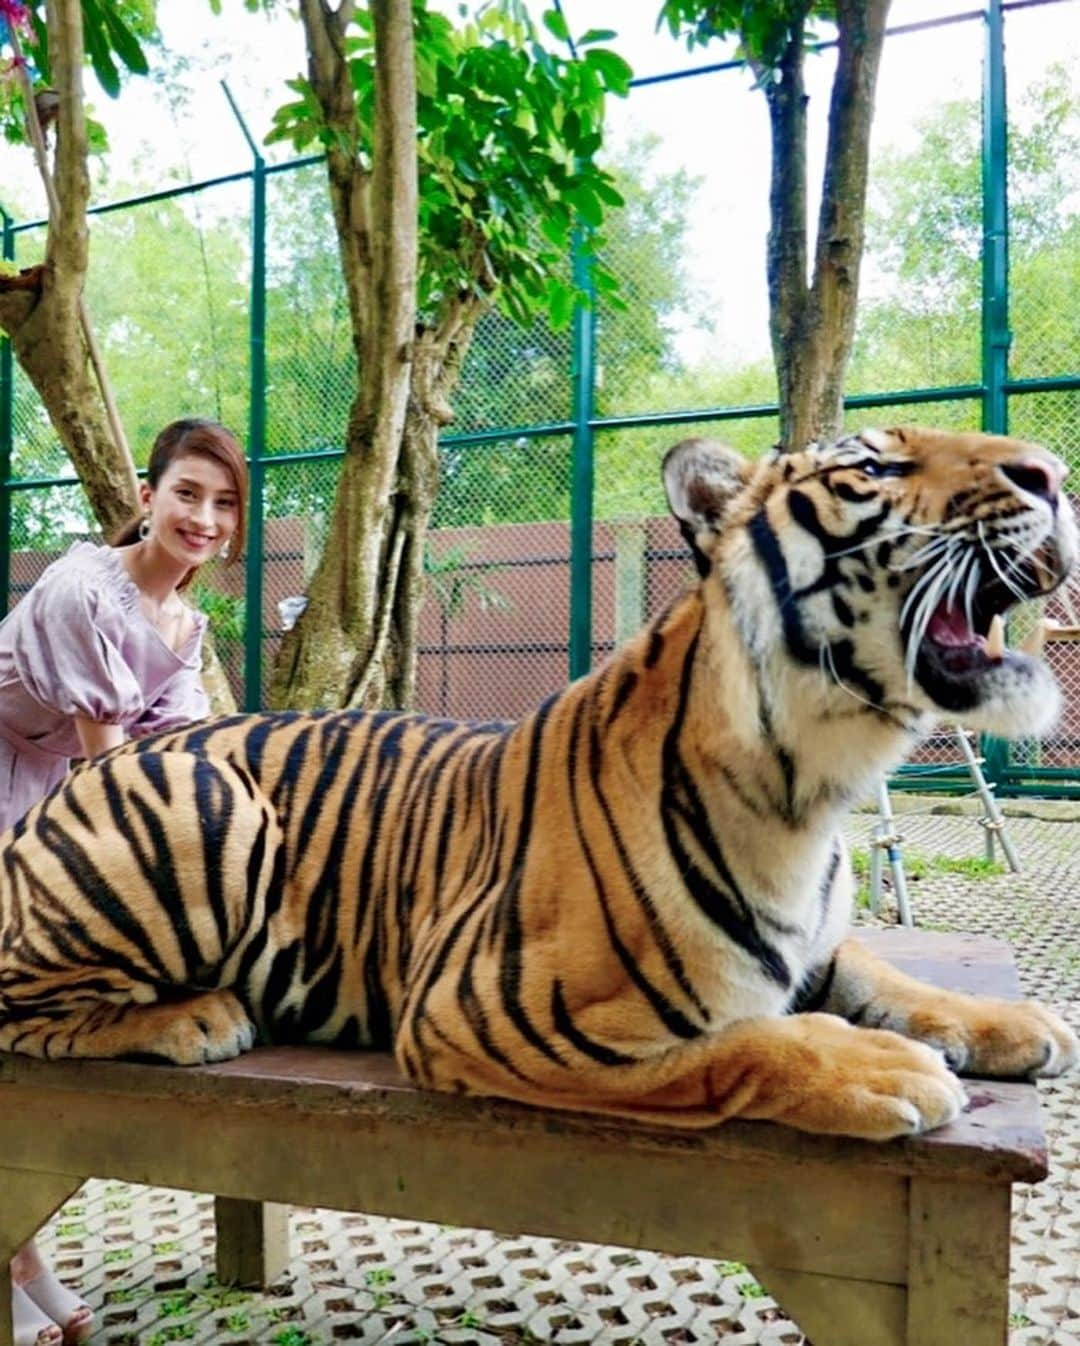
left=68, top=541, right=208, bottom=668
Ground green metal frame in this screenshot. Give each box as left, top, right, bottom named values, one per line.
left=222, top=82, right=268, bottom=713
left=0, top=209, right=12, bottom=620
left=0, top=1, right=1076, bottom=793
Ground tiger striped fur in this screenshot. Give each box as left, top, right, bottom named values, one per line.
left=0, top=426, right=1077, bottom=1140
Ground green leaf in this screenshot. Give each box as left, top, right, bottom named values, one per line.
left=578, top=29, right=618, bottom=45
left=541, top=9, right=570, bottom=42
left=566, top=183, right=603, bottom=227
left=583, top=48, right=634, bottom=95
left=546, top=280, right=576, bottom=330
left=101, top=6, right=149, bottom=76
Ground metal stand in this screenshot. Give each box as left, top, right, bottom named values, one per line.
left=869, top=780, right=914, bottom=928
left=869, top=728, right=1019, bottom=926
left=952, top=728, right=1021, bottom=871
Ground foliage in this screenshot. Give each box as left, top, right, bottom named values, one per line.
left=0, top=0, right=156, bottom=147
left=188, top=577, right=245, bottom=645
left=848, top=62, right=1080, bottom=399
left=658, top=0, right=836, bottom=70
left=265, top=0, right=631, bottom=333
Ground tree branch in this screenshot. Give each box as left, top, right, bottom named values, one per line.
left=299, top=0, right=373, bottom=359
left=807, top=0, right=892, bottom=440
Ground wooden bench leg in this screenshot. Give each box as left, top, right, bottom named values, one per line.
left=752, top=1264, right=905, bottom=1346
left=0, top=1169, right=86, bottom=1346
left=907, top=1178, right=1011, bottom=1346
left=214, top=1198, right=290, bottom=1289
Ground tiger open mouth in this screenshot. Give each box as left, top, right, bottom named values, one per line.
left=908, top=553, right=1061, bottom=712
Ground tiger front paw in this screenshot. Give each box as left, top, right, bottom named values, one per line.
left=905, top=996, right=1079, bottom=1080
left=141, top=990, right=257, bottom=1065
left=723, top=1014, right=968, bottom=1141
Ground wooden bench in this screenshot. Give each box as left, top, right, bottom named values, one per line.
left=0, top=930, right=1049, bottom=1346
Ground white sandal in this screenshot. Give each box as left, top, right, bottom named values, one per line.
left=19, top=1269, right=93, bottom=1346
left=12, top=1284, right=63, bottom=1346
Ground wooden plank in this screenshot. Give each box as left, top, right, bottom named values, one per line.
left=214, top=1197, right=290, bottom=1288
left=0, top=1082, right=910, bottom=1284
left=751, top=1264, right=906, bottom=1346
left=0, top=1040, right=1046, bottom=1185
left=851, top=929, right=1022, bottom=998
left=906, top=1177, right=1011, bottom=1346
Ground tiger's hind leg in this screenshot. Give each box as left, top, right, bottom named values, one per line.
left=0, top=749, right=283, bottom=1065
left=0, top=988, right=256, bottom=1064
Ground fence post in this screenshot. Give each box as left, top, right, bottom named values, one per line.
left=223, top=83, right=267, bottom=712
left=980, top=0, right=1009, bottom=789
left=0, top=208, right=12, bottom=618
left=568, top=227, right=596, bottom=681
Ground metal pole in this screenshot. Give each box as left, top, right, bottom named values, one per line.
left=954, top=727, right=1021, bottom=871
left=870, top=781, right=913, bottom=927
left=981, top=0, right=1011, bottom=788
left=222, top=82, right=267, bottom=712
left=568, top=226, right=596, bottom=681
left=0, top=208, right=13, bottom=617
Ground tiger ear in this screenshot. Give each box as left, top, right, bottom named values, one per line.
left=663, top=438, right=752, bottom=576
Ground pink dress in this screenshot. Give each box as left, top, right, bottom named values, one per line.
left=0, top=542, right=209, bottom=831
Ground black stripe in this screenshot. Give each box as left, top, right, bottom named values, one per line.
left=661, top=707, right=791, bottom=989
left=551, top=979, right=637, bottom=1066
left=490, top=698, right=568, bottom=1068
left=566, top=697, right=704, bottom=1040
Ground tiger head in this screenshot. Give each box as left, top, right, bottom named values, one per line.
left=664, top=425, right=1077, bottom=739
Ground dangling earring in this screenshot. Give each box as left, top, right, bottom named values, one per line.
left=138, top=516, right=151, bottom=542
left=218, top=541, right=231, bottom=561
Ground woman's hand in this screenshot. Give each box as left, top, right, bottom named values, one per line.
left=75, top=717, right=126, bottom=760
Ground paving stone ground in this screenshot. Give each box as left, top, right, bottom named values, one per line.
left=31, top=803, right=1080, bottom=1346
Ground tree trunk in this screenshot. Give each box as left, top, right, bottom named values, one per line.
left=762, top=0, right=892, bottom=450
left=270, top=0, right=419, bottom=710
left=0, top=0, right=236, bottom=714
left=0, top=0, right=138, bottom=534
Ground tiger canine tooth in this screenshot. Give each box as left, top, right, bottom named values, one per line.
left=985, top=613, right=1006, bottom=660
left=1020, top=618, right=1048, bottom=658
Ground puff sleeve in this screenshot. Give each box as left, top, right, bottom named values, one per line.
left=134, top=662, right=210, bottom=736
left=9, top=566, right=146, bottom=724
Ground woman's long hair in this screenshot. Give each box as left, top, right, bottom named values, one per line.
left=112, top=419, right=249, bottom=591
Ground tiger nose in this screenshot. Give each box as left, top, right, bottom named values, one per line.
left=1000, top=457, right=1066, bottom=504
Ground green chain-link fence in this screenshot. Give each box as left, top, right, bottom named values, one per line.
left=1, top=1, right=1078, bottom=792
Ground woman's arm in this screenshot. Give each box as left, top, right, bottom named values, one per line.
left=75, top=717, right=125, bottom=760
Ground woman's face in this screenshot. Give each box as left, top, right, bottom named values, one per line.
left=141, top=452, right=240, bottom=567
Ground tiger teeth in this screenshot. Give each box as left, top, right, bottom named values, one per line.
left=985, top=613, right=1007, bottom=661
left=1020, top=618, right=1047, bottom=658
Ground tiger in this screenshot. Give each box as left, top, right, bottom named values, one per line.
left=0, top=425, right=1077, bottom=1141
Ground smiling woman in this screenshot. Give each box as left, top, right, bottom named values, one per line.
left=0, top=416, right=248, bottom=1346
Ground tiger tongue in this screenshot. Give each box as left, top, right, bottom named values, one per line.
left=927, top=605, right=979, bottom=648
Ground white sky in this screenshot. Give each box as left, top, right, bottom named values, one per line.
left=2, top=0, right=1077, bottom=363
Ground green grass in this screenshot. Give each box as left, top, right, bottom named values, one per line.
left=158, top=1293, right=194, bottom=1317
left=198, top=1281, right=253, bottom=1310
left=270, top=1329, right=314, bottom=1346
left=146, top=1327, right=197, bottom=1346
left=849, top=845, right=1004, bottom=891
left=930, top=855, right=1005, bottom=878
